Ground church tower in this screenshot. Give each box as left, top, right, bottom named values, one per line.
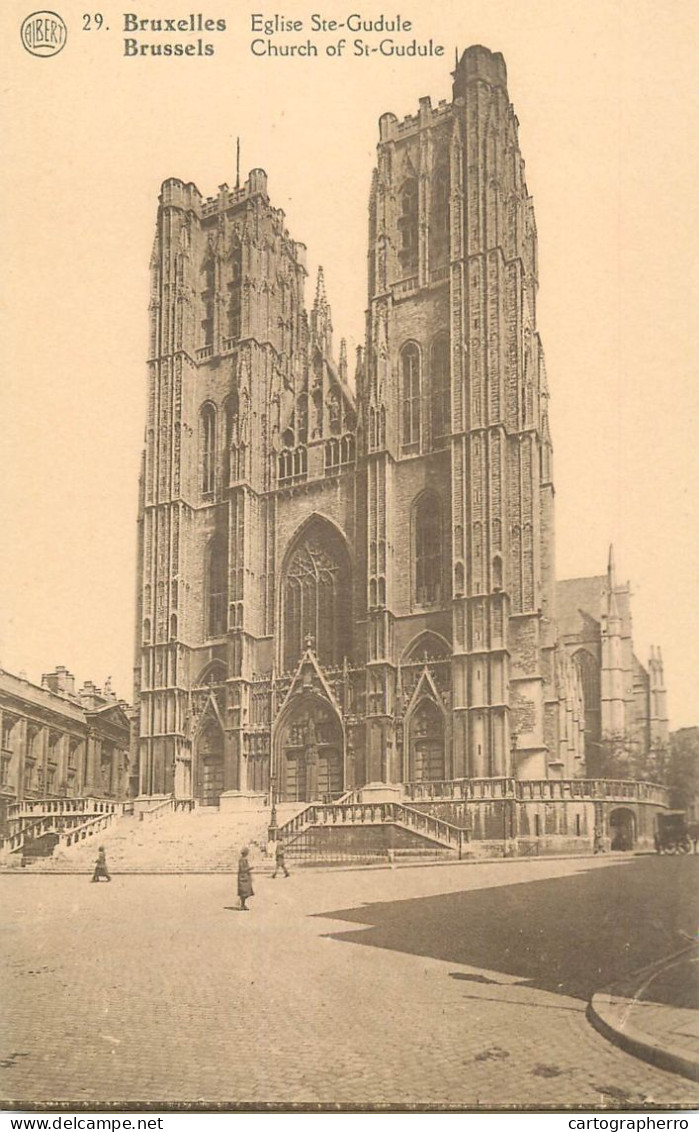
left=360, top=45, right=558, bottom=783
left=134, top=169, right=358, bottom=805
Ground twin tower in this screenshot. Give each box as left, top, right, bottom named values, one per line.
left=133, top=47, right=586, bottom=806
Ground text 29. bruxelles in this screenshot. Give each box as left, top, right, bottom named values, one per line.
left=123, top=12, right=226, bottom=55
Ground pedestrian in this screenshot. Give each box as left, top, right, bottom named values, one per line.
left=272, top=840, right=290, bottom=878
left=91, top=845, right=111, bottom=883
left=593, top=827, right=605, bottom=855
left=237, top=846, right=254, bottom=910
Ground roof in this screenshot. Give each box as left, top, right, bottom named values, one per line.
left=556, top=576, right=606, bottom=638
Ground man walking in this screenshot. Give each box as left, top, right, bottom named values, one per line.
left=272, top=840, right=290, bottom=878
left=237, top=846, right=254, bottom=910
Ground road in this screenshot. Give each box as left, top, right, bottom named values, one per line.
left=1, top=855, right=696, bottom=1109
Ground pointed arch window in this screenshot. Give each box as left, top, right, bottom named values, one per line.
left=200, top=403, right=216, bottom=495
left=430, top=332, right=450, bottom=446
left=227, top=240, right=242, bottom=343
left=201, top=259, right=215, bottom=346
left=430, top=165, right=450, bottom=268
left=283, top=525, right=350, bottom=671
left=414, top=494, right=443, bottom=606
left=207, top=537, right=227, bottom=638
left=398, top=178, right=418, bottom=271
left=401, top=342, right=421, bottom=451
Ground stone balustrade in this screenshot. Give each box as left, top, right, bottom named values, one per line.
left=8, top=797, right=120, bottom=820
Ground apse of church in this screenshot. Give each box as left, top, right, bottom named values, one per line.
left=132, top=47, right=580, bottom=807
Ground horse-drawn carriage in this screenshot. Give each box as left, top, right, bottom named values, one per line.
left=654, top=810, right=696, bottom=854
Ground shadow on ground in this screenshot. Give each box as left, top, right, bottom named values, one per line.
left=315, top=856, right=699, bottom=1000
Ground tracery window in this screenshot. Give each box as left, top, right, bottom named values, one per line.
left=401, top=342, right=421, bottom=451
left=283, top=526, right=350, bottom=671
left=200, top=403, right=216, bottom=495
left=430, top=333, right=450, bottom=445
left=415, top=494, right=443, bottom=606
left=573, top=649, right=602, bottom=748
left=207, top=537, right=227, bottom=638
left=327, top=388, right=341, bottom=435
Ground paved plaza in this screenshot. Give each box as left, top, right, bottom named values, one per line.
left=1, top=855, right=697, bottom=1110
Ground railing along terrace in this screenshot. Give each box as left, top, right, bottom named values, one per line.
left=9, top=797, right=120, bottom=820
left=515, top=779, right=668, bottom=804
left=404, top=778, right=668, bottom=805
left=404, top=778, right=514, bottom=802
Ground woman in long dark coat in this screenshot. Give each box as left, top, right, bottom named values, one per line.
left=237, top=846, right=254, bottom=910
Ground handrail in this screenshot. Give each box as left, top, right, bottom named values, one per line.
left=1, top=814, right=57, bottom=854
left=140, top=795, right=175, bottom=821
left=58, top=810, right=116, bottom=848
left=284, top=800, right=468, bottom=853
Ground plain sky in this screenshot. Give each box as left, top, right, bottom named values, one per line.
left=1, top=0, right=697, bottom=727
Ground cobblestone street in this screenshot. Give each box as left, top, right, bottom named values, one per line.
left=1, top=856, right=696, bottom=1110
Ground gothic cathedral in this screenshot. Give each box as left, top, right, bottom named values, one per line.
left=133, top=46, right=587, bottom=806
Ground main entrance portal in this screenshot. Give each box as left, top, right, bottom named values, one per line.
left=277, top=697, right=343, bottom=802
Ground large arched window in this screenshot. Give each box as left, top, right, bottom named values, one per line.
left=401, top=342, right=421, bottom=451
left=200, top=403, right=216, bottom=495
left=398, top=178, right=418, bottom=271
left=283, top=521, right=351, bottom=671
left=573, top=649, right=602, bottom=750
left=206, top=536, right=227, bottom=638
left=430, top=333, right=450, bottom=445
left=415, top=494, right=443, bottom=606
left=409, top=699, right=446, bottom=782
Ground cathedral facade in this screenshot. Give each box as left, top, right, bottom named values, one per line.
left=132, top=46, right=590, bottom=806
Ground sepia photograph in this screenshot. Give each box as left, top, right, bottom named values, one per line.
left=0, top=0, right=697, bottom=1115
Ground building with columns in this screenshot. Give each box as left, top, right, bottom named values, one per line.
left=0, top=666, right=131, bottom=831
left=132, top=46, right=661, bottom=808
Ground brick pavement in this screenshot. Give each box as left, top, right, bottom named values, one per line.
left=1, top=858, right=696, bottom=1110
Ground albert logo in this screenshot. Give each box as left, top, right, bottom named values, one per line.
left=21, top=10, right=67, bottom=56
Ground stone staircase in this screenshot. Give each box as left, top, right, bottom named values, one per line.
left=10, top=806, right=275, bottom=873
left=279, top=799, right=470, bottom=862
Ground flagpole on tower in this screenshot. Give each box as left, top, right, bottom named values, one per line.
left=236, top=137, right=240, bottom=190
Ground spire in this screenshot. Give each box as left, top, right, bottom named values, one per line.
left=339, top=338, right=348, bottom=382
left=311, top=266, right=333, bottom=354
left=607, top=543, right=616, bottom=589
left=314, top=265, right=327, bottom=311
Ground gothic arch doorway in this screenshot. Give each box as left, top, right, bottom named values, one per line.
left=408, top=698, right=446, bottom=782
left=195, top=721, right=224, bottom=806
left=609, top=807, right=636, bottom=851
left=276, top=696, right=344, bottom=802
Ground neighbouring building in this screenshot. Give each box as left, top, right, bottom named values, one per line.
left=0, top=666, right=132, bottom=830
left=557, top=547, right=669, bottom=770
